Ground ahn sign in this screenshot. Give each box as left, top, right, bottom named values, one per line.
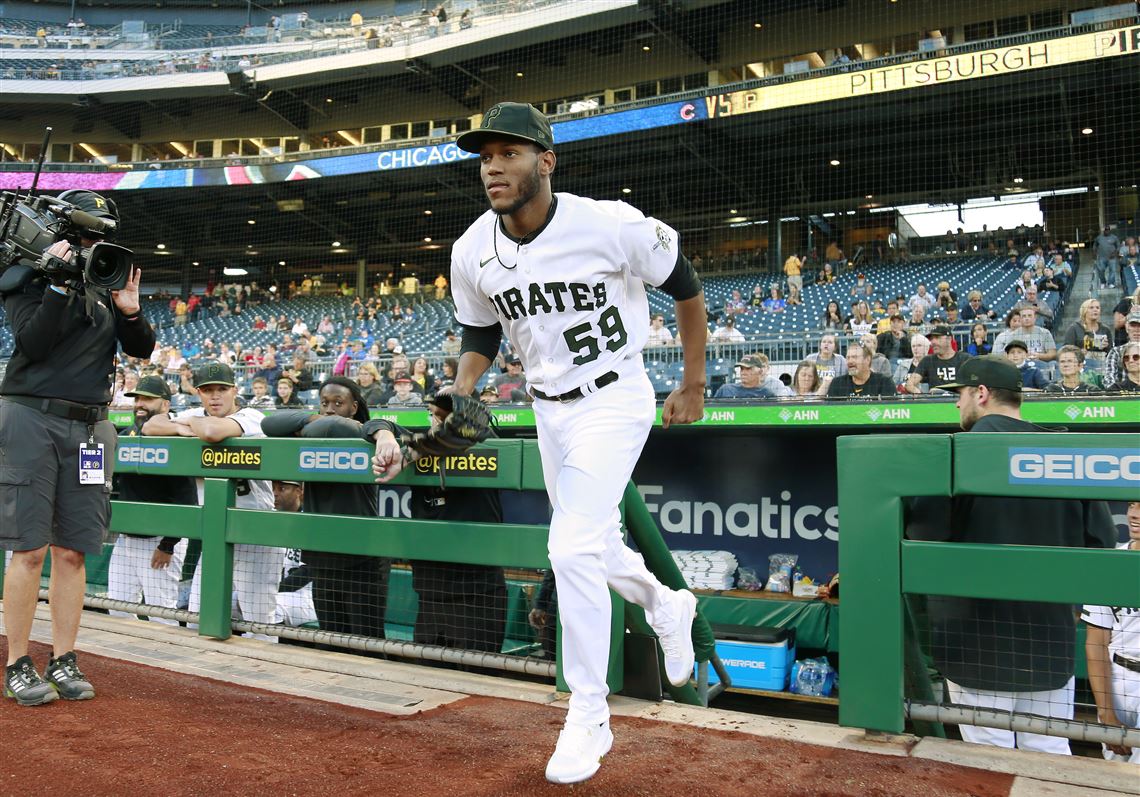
left=1008, top=448, right=1140, bottom=487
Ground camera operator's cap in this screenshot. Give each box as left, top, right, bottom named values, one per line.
left=736, top=354, right=767, bottom=369
left=125, top=375, right=172, bottom=399
left=56, top=189, right=119, bottom=223
left=928, top=325, right=952, bottom=338
left=194, top=362, right=236, bottom=387
left=455, top=102, right=554, bottom=153
left=1004, top=339, right=1029, bottom=353
left=939, top=355, right=1023, bottom=392
left=1127, top=310, right=1140, bottom=325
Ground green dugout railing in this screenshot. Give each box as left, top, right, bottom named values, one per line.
left=1, top=436, right=716, bottom=707
left=838, top=432, right=1140, bottom=737
left=107, top=396, right=1140, bottom=431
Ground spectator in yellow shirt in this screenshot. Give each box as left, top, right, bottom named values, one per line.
left=784, top=253, right=803, bottom=305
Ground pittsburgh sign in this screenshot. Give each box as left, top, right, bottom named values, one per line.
left=700, top=27, right=1139, bottom=119
left=201, top=445, right=263, bottom=470
left=414, top=448, right=499, bottom=477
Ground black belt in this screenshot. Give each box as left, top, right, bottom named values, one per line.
left=531, top=371, right=619, bottom=402
left=2, top=394, right=108, bottom=424
left=1113, top=653, right=1140, bottom=674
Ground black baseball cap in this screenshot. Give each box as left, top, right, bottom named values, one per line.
left=194, top=362, right=236, bottom=387
left=1004, top=339, right=1029, bottom=353
left=506, top=355, right=522, bottom=366
left=456, top=102, right=554, bottom=153
left=125, top=375, right=171, bottom=399
left=928, top=325, right=952, bottom=338
left=939, top=355, right=1023, bottom=392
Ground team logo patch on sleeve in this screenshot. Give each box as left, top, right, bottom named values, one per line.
left=653, top=224, right=672, bottom=253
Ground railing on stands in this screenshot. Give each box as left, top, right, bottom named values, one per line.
left=0, top=0, right=567, bottom=80
left=0, top=436, right=719, bottom=705
left=838, top=432, right=1140, bottom=746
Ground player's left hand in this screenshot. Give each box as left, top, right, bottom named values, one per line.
left=662, top=382, right=704, bottom=429
left=111, top=266, right=142, bottom=316
left=150, top=549, right=173, bottom=570
left=373, top=436, right=407, bottom=483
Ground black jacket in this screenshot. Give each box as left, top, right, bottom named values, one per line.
left=362, top=418, right=505, bottom=597
left=112, top=421, right=198, bottom=553
left=906, top=414, right=1117, bottom=691
left=260, top=411, right=382, bottom=570
left=2, top=278, right=155, bottom=404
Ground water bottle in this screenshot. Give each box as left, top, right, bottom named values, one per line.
left=796, top=660, right=825, bottom=696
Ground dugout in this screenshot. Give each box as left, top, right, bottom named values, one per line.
left=74, top=394, right=1140, bottom=704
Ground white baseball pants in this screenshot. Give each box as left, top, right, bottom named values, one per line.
left=1102, top=664, right=1140, bottom=763
left=188, top=543, right=288, bottom=642
left=107, top=534, right=187, bottom=625
left=947, top=677, right=1074, bottom=755
left=533, top=364, right=680, bottom=727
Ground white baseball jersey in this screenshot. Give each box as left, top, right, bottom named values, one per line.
left=174, top=406, right=275, bottom=511
left=451, top=193, right=680, bottom=396
left=1081, top=543, right=1140, bottom=667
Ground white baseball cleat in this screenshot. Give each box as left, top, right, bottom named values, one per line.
left=544, top=721, right=614, bottom=784
left=658, top=589, right=698, bottom=687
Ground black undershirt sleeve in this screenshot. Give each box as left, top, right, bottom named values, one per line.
left=460, top=322, right=502, bottom=361
left=658, top=252, right=702, bottom=301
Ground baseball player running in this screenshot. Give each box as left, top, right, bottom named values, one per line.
left=375, top=102, right=707, bottom=784
left=1082, top=500, right=1140, bottom=764
left=142, top=363, right=286, bottom=641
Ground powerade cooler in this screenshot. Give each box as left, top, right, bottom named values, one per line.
left=696, top=625, right=796, bottom=691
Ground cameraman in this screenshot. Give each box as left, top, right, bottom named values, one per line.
left=1, top=190, right=154, bottom=706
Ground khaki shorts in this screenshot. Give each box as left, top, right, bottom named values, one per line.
left=0, top=398, right=117, bottom=555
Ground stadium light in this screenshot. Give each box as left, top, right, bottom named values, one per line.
left=753, top=22, right=763, bottom=29
left=642, top=45, right=651, bottom=51
left=332, top=241, right=342, bottom=247
left=1013, top=177, right=1024, bottom=184
left=424, top=210, right=433, bottom=215
left=224, top=267, right=248, bottom=276
left=516, top=72, right=524, bottom=78
left=156, top=243, right=166, bottom=250
left=424, top=237, right=432, bottom=242
left=247, top=219, right=256, bottom=225
left=279, top=261, right=286, bottom=266
left=621, top=187, right=632, bottom=194
left=191, top=261, right=199, bottom=266
left=1081, top=127, right=1094, bottom=135
left=829, top=159, right=841, bottom=166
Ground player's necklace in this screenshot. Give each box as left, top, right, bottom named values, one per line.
left=493, top=196, right=558, bottom=270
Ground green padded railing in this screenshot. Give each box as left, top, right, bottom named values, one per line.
left=838, top=432, right=1140, bottom=734
left=1, top=435, right=713, bottom=705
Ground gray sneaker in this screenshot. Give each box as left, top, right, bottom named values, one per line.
left=45, top=651, right=95, bottom=700
left=5, top=655, right=59, bottom=706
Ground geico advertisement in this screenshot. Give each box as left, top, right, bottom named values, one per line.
left=116, top=444, right=170, bottom=467
left=1008, top=448, right=1140, bottom=486
left=298, top=447, right=372, bottom=473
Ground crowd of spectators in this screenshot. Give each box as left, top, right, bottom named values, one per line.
left=95, top=237, right=1140, bottom=412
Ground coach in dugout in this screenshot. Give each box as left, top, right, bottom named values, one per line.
left=261, top=377, right=390, bottom=639
left=2, top=194, right=154, bottom=706
left=906, top=356, right=1116, bottom=754
left=109, top=375, right=197, bottom=624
